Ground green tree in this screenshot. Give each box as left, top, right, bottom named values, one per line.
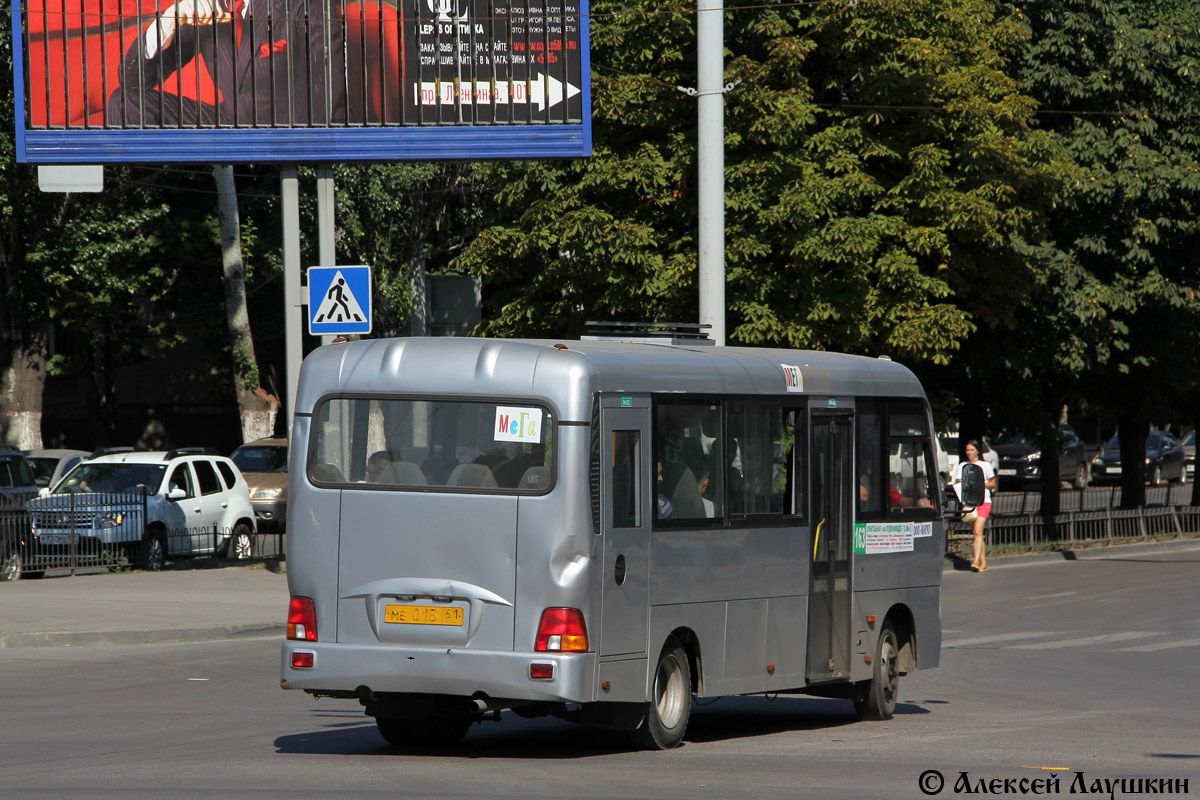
left=1017, top=0, right=1200, bottom=507
left=0, top=30, right=186, bottom=446
left=332, top=163, right=495, bottom=336
left=458, top=0, right=1070, bottom=375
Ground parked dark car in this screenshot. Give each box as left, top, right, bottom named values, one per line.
left=1089, top=432, right=1187, bottom=486
left=993, top=425, right=1089, bottom=490
left=0, top=447, right=38, bottom=581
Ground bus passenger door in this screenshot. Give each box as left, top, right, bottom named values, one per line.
left=807, top=413, right=853, bottom=683
left=598, top=398, right=650, bottom=658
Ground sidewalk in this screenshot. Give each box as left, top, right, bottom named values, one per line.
left=3, top=539, right=1197, bottom=649
left=0, top=565, right=289, bottom=648
left=944, top=536, right=1200, bottom=572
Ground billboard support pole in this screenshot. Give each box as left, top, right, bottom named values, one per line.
left=697, top=0, right=726, bottom=346
left=282, top=167, right=303, bottom=433
left=316, top=167, right=337, bottom=346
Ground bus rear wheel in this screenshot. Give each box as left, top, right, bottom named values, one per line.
left=630, top=636, right=691, bottom=750
left=376, top=714, right=471, bottom=747
left=854, top=622, right=899, bottom=721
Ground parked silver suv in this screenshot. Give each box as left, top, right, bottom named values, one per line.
left=29, top=448, right=257, bottom=572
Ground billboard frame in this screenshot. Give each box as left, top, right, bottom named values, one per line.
left=10, top=0, right=592, bottom=164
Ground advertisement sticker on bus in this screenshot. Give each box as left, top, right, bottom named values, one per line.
left=853, top=522, right=916, bottom=555
left=495, top=406, right=544, bottom=443
left=781, top=364, right=804, bottom=392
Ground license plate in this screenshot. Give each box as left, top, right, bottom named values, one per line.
left=39, top=533, right=77, bottom=545
left=385, top=605, right=464, bottom=626
left=998, top=469, right=1017, bottom=476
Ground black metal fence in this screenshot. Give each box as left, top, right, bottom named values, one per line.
left=948, top=486, right=1200, bottom=556
left=2, top=490, right=285, bottom=580
left=1, top=491, right=35, bottom=581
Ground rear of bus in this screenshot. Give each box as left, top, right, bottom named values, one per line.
left=280, top=339, right=598, bottom=741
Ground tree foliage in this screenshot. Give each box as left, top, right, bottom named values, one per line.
left=458, top=0, right=1071, bottom=372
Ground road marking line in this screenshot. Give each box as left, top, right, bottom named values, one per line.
left=1113, top=637, right=1200, bottom=652
left=1028, top=592, right=1078, bottom=601
left=1012, top=631, right=1165, bottom=649
left=944, top=631, right=1062, bottom=648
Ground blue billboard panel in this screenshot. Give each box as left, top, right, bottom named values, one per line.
left=12, top=0, right=591, bottom=163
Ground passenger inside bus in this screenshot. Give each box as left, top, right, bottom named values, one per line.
left=657, top=427, right=707, bottom=520
left=365, top=451, right=391, bottom=483
left=688, top=458, right=715, bottom=517
left=859, top=477, right=933, bottom=510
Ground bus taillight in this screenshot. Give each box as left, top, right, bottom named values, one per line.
left=287, top=596, right=318, bottom=642
left=535, top=607, right=589, bottom=652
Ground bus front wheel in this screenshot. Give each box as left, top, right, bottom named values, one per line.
left=630, top=636, right=691, bottom=750
left=854, top=622, right=899, bottom=721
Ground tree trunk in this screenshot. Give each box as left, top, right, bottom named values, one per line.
left=0, top=204, right=49, bottom=449
left=0, top=325, right=48, bottom=449
left=1118, top=415, right=1147, bottom=510
left=1038, top=422, right=1061, bottom=538
left=214, top=165, right=277, bottom=443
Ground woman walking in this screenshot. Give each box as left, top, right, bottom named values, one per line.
left=953, top=440, right=997, bottom=572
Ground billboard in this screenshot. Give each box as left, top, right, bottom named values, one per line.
left=12, top=0, right=591, bottom=162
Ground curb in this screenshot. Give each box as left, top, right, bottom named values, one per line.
left=944, top=537, right=1200, bottom=572
left=0, top=622, right=285, bottom=649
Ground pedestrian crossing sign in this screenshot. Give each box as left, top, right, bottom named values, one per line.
left=308, top=266, right=372, bottom=336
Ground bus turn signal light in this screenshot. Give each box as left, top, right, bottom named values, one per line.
left=287, top=596, right=318, bottom=642
left=534, top=607, right=589, bottom=652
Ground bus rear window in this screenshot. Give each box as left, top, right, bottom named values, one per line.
left=310, top=397, right=554, bottom=493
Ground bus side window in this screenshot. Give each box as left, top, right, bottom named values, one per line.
left=654, top=402, right=720, bottom=523
left=885, top=400, right=936, bottom=514
left=611, top=431, right=640, bottom=528
left=727, top=404, right=800, bottom=518
left=856, top=402, right=884, bottom=517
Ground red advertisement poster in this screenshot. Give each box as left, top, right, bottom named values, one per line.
left=22, top=0, right=583, bottom=129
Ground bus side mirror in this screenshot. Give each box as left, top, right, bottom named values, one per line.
left=959, top=463, right=985, bottom=508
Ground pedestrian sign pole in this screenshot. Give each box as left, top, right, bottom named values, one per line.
left=308, top=266, right=372, bottom=336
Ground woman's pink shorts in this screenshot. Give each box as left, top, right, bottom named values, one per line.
left=975, top=502, right=992, bottom=519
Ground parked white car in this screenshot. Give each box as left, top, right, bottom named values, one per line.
left=934, top=435, right=958, bottom=486
left=29, top=448, right=257, bottom=571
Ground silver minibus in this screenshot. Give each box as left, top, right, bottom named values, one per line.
left=281, top=334, right=946, bottom=749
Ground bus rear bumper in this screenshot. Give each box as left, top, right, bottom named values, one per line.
left=280, top=641, right=597, bottom=704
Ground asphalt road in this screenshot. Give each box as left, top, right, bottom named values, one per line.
left=2, top=550, right=1197, bottom=800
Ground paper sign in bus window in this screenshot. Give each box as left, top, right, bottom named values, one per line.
left=495, top=407, right=544, bottom=444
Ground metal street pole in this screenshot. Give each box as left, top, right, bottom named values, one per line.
left=316, top=167, right=336, bottom=346
left=282, top=167, right=302, bottom=433
left=697, top=0, right=726, bottom=345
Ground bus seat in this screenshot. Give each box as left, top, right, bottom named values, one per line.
left=379, top=462, right=427, bottom=485
left=421, top=456, right=460, bottom=486
left=494, top=454, right=537, bottom=487
left=662, top=461, right=705, bottom=519
left=447, top=463, right=498, bottom=489
left=518, top=466, right=550, bottom=490
left=310, top=463, right=345, bottom=483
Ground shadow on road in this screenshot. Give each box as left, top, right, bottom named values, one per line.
left=275, top=696, right=930, bottom=757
